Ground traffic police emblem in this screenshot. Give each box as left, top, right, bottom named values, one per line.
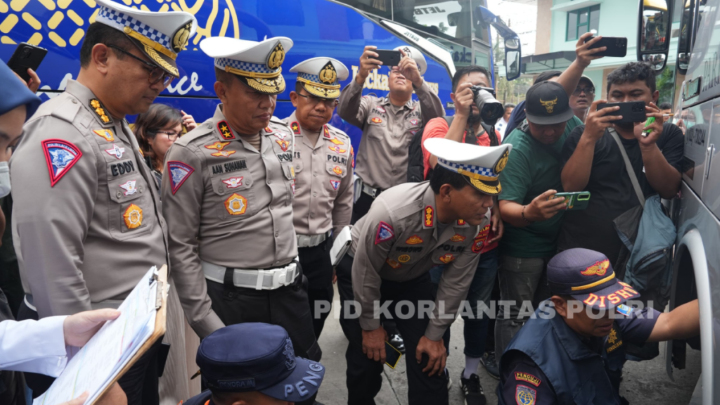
left=329, top=179, right=340, bottom=190
left=42, top=139, right=82, bottom=187
left=375, top=221, right=394, bottom=245
left=168, top=161, right=195, bottom=195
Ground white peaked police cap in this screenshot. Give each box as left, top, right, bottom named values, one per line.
left=394, top=45, right=427, bottom=75
left=290, top=57, right=349, bottom=99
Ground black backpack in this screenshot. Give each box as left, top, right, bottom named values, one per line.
left=407, top=116, right=499, bottom=182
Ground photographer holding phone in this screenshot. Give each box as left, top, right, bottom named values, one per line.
left=559, top=62, right=683, bottom=267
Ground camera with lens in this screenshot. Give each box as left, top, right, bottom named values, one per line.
left=470, top=85, right=504, bottom=126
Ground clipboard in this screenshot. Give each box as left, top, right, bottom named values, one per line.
left=34, top=265, right=169, bottom=405
left=92, top=264, right=168, bottom=403
left=331, top=226, right=352, bottom=266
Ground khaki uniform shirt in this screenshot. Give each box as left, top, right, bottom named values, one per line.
left=337, top=80, right=444, bottom=190
left=282, top=112, right=353, bottom=237
left=10, top=80, right=169, bottom=317
left=351, top=182, right=488, bottom=340
left=162, top=105, right=297, bottom=337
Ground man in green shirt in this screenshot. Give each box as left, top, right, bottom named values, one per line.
left=495, top=80, right=583, bottom=356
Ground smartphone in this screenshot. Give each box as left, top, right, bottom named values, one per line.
left=549, top=191, right=591, bottom=210
left=7, top=43, right=47, bottom=83
left=375, top=50, right=402, bottom=67
left=584, top=36, right=627, bottom=58
left=596, top=101, right=647, bottom=123
left=385, top=341, right=403, bottom=368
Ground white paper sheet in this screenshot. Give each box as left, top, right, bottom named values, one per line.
left=34, top=267, right=160, bottom=405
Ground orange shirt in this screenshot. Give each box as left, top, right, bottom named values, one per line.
left=420, top=116, right=499, bottom=253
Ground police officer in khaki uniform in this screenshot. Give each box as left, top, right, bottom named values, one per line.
left=336, top=138, right=511, bottom=405
left=9, top=1, right=196, bottom=402
left=337, top=45, right=444, bottom=223
left=283, top=57, right=353, bottom=338
left=162, top=38, right=321, bottom=402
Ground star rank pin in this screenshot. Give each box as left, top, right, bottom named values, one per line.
left=104, top=144, right=125, bottom=159
left=123, top=204, right=143, bottom=229
left=291, top=121, right=300, bottom=134
left=222, top=176, right=244, bottom=189
left=90, top=99, right=112, bottom=124
left=424, top=206, right=434, bottom=228
left=41, top=139, right=82, bottom=187
left=224, top=193, right=248, bottom=215
left=323, top=126, right=331, bottom=138
left=217, top=121, right=235, bottom=140
left=375, top=221, right=394, bottom=245
left=120, top=180, right=137, bottom=196
left=167, top=161, right=195, bottom=195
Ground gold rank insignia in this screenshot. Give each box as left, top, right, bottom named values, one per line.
left=398, top=255, right=411, bottom=263
left=123, top=204, right=143, bottom=229
left=225, top=193, right=248, bottom=215
left=323, top=126, right=331, bottom=138
left=205, top=141, right=231, bottom=151
left=424, top=205, right=434, bottom=228
left=217, top=121, right=235, bottom=140
left=291, top=121, right=300, bottom=134
left=329, top=138, right=344, bottom=145
left=266, top=42, right=286, bottom=70
left=211, top=150, right=237, bottom=157
left=93, top=129, right=115, bottom=142
left=405, top=235, right=423, bottom=245
left=439, top=254, right=455, bottom=264
left=450, top=234, right=466, bottom=242
left=457, top=219, right=466, bottom=226
left=89, top=99, right=112, bottom=124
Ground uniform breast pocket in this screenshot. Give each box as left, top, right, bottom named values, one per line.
left=367, top=115, right=387, bottom=139
left=107, top=176, right=154, bottom=240
left=325, top=161, right=346, bottom=195
left=211, top=172, right=257, bottom=220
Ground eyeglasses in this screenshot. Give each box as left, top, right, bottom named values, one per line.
left=155, top=130, right=180, bottom=141
left=296, top=92, right=339, bottom=108
left=108, top=45, right=175, bottom=87
left=573, top=86, right=595, bottom=95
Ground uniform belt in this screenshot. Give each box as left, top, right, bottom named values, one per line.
left=201, top=260, right=299, bottom=290
left=362, top=184, right=383, bottom=199
left=296, top=231, right=331, bottom=248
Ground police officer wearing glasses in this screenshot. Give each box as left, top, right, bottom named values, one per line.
left=10, top=0, right=196, bottom=401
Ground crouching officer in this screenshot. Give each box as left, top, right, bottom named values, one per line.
left=182, top=323, right=326, bottom=405
left=283, top=57, right=353, bottom=338
left=162, top=36, right=322, bottom=403
left=498, top=248, right=700, bottom=405
left=338, top=138, right=511, bottom=405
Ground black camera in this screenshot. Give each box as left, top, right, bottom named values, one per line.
left=470, top=85, right=504, bottom=126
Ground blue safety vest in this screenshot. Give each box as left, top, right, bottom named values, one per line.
left=498, top=301, right=627, bottom=405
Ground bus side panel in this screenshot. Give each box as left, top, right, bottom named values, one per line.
left=1, top=0, right=453, bottom=156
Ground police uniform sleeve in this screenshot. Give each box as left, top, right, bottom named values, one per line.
left=616, top=306, right=661, bottom=344
left=499, top=351, right=556, bottom=405
left=332, top=141, right=354, bottom=237
left=10, top=116, right=98, bottom=317
left=337, top=79, right=372, bottom=129
left=427, top=227, right=482, bottom=340
left=0, top=316, right=68, bottom=376
left=161, top=142, right=224, bottom=338
left=351, top=200, right=395, bottom=331
left=415, top=80, right=445, bottom=123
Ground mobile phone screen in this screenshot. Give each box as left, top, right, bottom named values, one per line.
left=385, top=341, right=402, bottom=368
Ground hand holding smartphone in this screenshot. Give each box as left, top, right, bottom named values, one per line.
left=8, top=43, right=47, bottom=83
left=374, top=50, right=402, bottom=67
left=596, top=102, right=647, bottom=123
left=548, top=192, right=591, bottom=210
left=584, top=36, right=627, bottom=58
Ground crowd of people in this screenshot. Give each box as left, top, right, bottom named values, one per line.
left=0, top=1, right=703, bottom=405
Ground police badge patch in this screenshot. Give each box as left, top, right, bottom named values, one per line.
left=329, top=179, right=340, bottom=190
left=515, top=385, right=536, bottom=405
left=375, top=221, right=395, bottom=245
left=41, top=139, right=83, bottom=187
left=167, top=161, right=195, bottom=195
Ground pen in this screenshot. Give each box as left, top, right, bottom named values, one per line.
left=642, top=114, right=674, bottom=136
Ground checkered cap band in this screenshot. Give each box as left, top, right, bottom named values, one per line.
left=299, top=72, right=337, bottom=86
left=216, top=58, right=279, bottom=74
left=437, top=158, right=497, bottom=179
left=98, top=7, right=172, bottom=52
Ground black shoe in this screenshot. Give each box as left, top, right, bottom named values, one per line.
left=460, top=371, right=487, bottom=405
left=480, top=351, right=499, bottom=380
left=389, top=333, right=405, bottom=354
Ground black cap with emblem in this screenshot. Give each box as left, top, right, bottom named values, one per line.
left=525, top=81, right=575, bottom=125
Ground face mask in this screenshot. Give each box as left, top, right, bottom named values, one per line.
left=0, top=162, right=10, bottom=198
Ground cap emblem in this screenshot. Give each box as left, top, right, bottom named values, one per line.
left=283, top=337, right=296, bottom=370
left=319, top=61, right=338, bottom=84
left=494, top=149, right=509, bottom=174
left=540, top=97, right=558, bottom=113
left=171, top=22, right=192, bottom=53
left=580, top=259, right=610, bottom=277
left=267, top=42, right=286, bottom=69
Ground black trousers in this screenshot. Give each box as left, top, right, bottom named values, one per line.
left=298, top=240, right=334, bottom=338
left=17, top=301, right=162, bottom=404
left=351, top=190, right=378, bottom=224
left=336, top=255, right=449, bottom=405
left=205, top=269, right=321, bottom=405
